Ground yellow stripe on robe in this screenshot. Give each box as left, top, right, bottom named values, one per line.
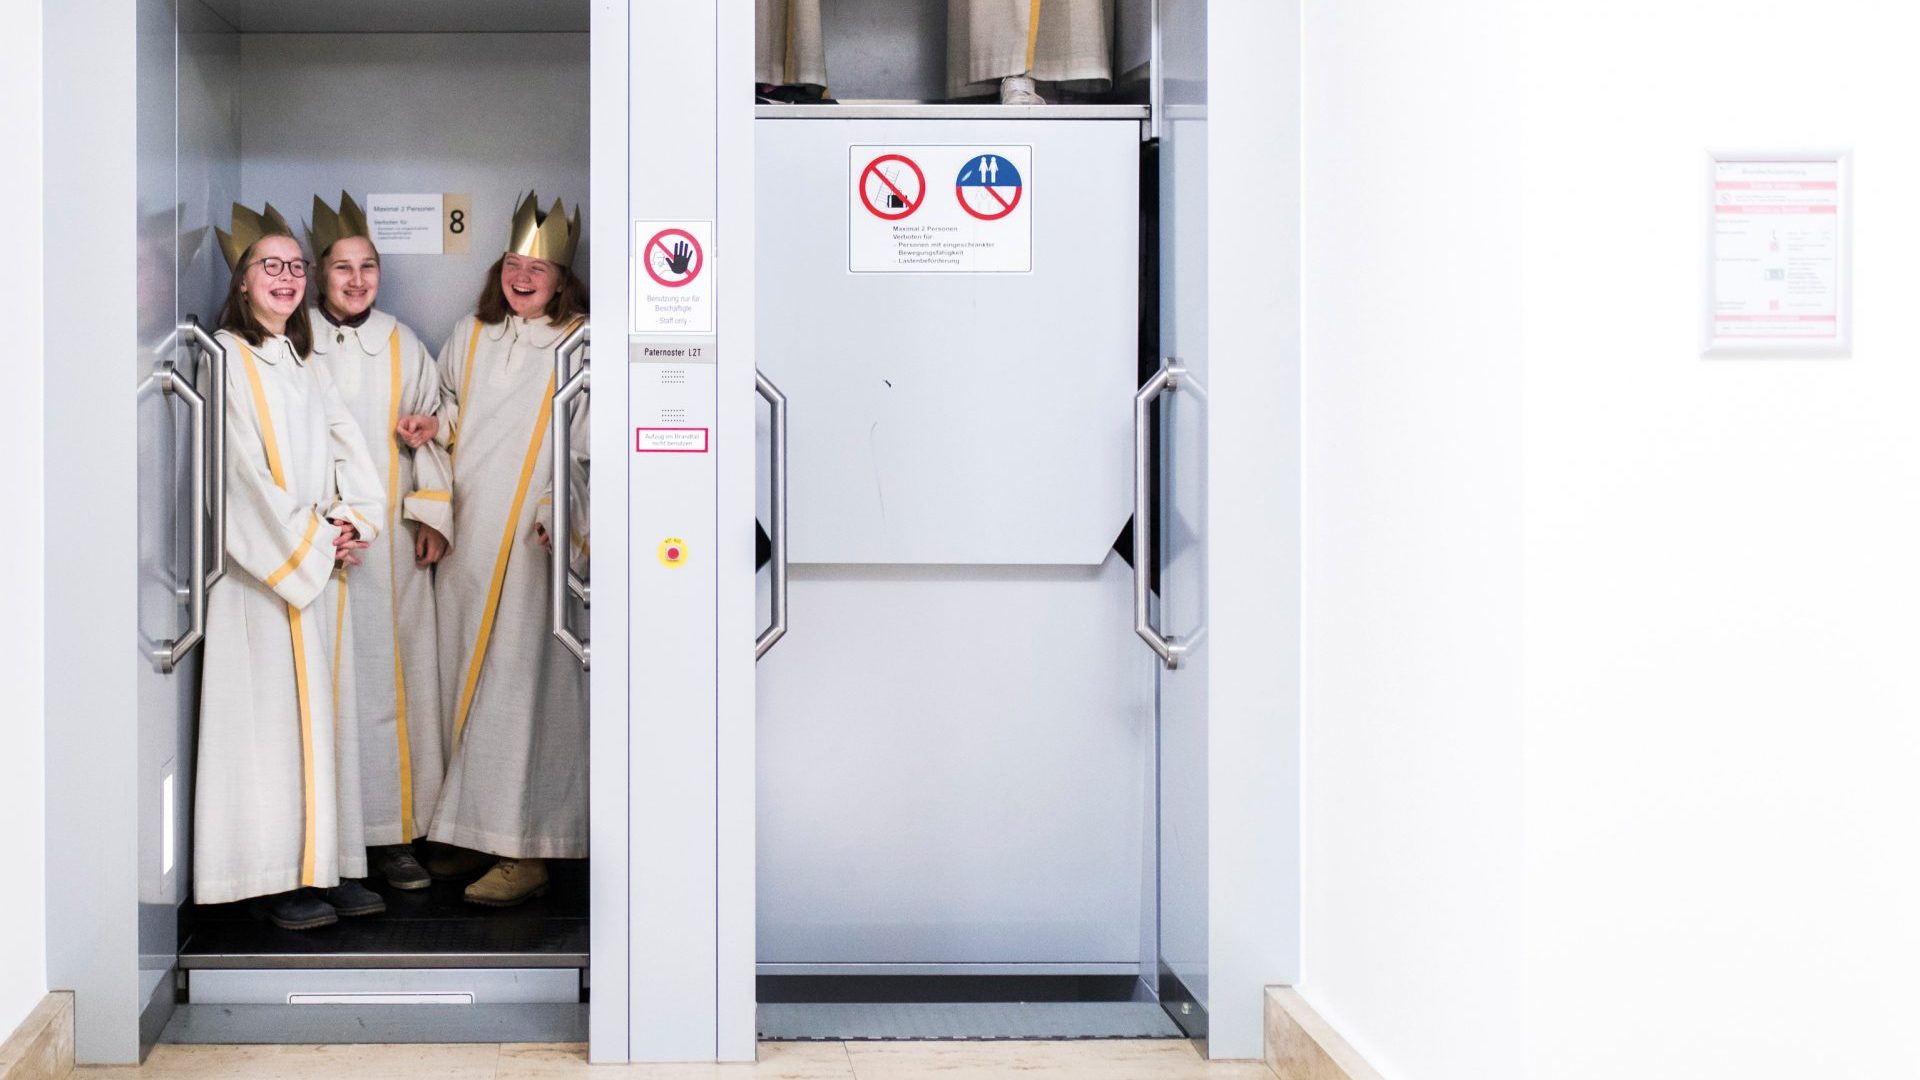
left=1026, top=0, right=1044, bottom=72
left=236, top=339, right=322, bottom=887
left=452, top=373, right=556, bottom=744
left=384, top=329, right=418, bottom=838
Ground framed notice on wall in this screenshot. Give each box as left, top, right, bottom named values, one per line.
left=1705, top=151, right=1852, bottom=355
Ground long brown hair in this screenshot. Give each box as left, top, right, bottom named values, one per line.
left=215, top=239, right=314, bottom=356
left=473, top=254, right=590, bottom=326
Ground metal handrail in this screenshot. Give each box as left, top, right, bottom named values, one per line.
left=551, top=324, right=591, bottom=668
left=181, top=317, right=227, bottom=588
left=755, top=371, right=789, bottom=661
left=141, top=360, right=207, bottom=673
left=1133, top=361, right=1186, bottom=668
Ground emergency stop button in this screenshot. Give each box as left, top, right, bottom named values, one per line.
left=658, top=538, right=688, bottom=568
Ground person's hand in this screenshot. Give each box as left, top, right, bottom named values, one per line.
left=534, top=522, right=554, bottom=552
left=330, top=519, right=370, bottom=567
left=396, top=414, right=439, bottom=449
left=414, top=524, right=449, bottom=567
left=666, top=240, right=695, bottom=275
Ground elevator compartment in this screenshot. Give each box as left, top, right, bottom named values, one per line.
left=135, top=0, right=592, bottom=1048
left=755, top=113, right=1153, bottom=974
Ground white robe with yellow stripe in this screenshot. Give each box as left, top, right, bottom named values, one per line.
left=308, top=307, right=453, bottom=847
left=947, top=0, right=1112, bottom=98
left=194, top=330, right=385, bottom=904
left=427, top=314, right=589, bottom=859
left=756, top=0, right=828, bottom=89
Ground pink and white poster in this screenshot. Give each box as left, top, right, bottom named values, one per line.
left=1709, top=157, right=1848, bottom=353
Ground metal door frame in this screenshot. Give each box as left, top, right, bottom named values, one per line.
left=38, top=0, right=740, bottom=1063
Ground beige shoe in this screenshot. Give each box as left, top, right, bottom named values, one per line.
left=463, top=857, right=550, bottom=907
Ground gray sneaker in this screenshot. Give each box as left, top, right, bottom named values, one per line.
left=371, top=845, right=432, bottom=891
left=265, top=888, right=338, bottom=931
left=323, top=879, right=387, bottom=917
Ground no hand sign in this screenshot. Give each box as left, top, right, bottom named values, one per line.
left=643, top=227, right=703, bottom=289
left=631, top=219, right=714, bottom=334
left=848, top=145, right=1033, bottom=274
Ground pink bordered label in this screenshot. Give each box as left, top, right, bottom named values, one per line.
left=635, top=427, right=710, bottom=453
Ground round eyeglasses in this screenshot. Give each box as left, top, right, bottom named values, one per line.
left=246, top=256, right=309, bottom=278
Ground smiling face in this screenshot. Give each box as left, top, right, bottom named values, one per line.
left=501, top=253, right=559, bottom=319
left=242, top=234, right=306, bottom=333
left=320, top=236, right=380, bottom=321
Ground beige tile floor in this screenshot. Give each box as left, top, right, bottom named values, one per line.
left=75, top=1040, right=1281, bottom=1079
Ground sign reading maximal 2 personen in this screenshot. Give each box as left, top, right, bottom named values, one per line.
left=849, top=146, right=1033, bottom=274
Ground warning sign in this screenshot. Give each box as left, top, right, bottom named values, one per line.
left=859, top=154, right=926, bottom=221
left=631, top=219, right=714, bottom=334
left=955, top=153, right=1023, bottom=221
left=850, top=145, right=1033, bottom=274
left=644, top=228, right=703, bottom=288
left=635, top=426, right=710, bottom=453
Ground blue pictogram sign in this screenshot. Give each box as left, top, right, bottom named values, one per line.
left=955, top=153, right=1024, bottom=221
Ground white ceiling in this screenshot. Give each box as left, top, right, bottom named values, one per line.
left=197, top=0, right=589, bottom=34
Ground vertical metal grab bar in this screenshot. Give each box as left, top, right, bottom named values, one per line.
left=1133, top=361, right=1186, bottom=668
left=181, top=316, right=227, bottom=588
left=142, top=360, right=207, bottom=673
left=755, top=370, right=788, bottom=661
left=551, top=324, right=591, bottom=668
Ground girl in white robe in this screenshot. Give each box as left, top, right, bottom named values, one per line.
left=948, top=0, right=1112, bottom=103
left=194, top=223, right=387, bottom=929
left=426, top=199, right=590, bottom=907
left=306, top=217, right=455, bottom=891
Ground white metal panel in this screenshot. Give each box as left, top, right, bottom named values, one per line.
left=45, top=0, right=145, bottom=1063
left=134, top=0, right=190, bottom=1048
left=1203, top=0, right=1302, bottom=1059
left=1156, top=104, right=1211, bottom=1021
left=755, top=118, right=1139, bottom=566
left=715, top=0, right=761, bottom=1061
left=756, top=556, right=1152, bottom=966
left=624, top=0, right=727, bottom=1061
left=586, top=0, right=632, bottom=1062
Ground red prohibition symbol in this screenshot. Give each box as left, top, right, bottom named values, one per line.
left=859, top=154, right=927, bottom=221
left=956, top=178, right=1022, bottom=221
left=955, top=152, right=1024, bottom=221
left=644, top=228, right=703, bottom=289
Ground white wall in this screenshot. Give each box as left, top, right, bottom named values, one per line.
left=236, top=33, right=589, bottom=353
left=1303, top=2, right=1920, bottom=1078
left=1520, top=3, right=1920, bottom=1077
left=0, top=0, right=47, bottom=1040
left=1298, top=2, right=1527, bottom=1078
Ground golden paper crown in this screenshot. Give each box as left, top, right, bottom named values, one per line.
left=507, top=192, right=581, bottom=267
left=307, top=191, right=372, bottom=260
left=215, top=202, right=296, bottom=271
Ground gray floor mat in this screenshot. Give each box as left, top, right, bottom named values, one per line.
left=758, top=1001, right=1184, bottom=1041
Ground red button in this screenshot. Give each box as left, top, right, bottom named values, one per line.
left=667, top=547, right=681, bottom=560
